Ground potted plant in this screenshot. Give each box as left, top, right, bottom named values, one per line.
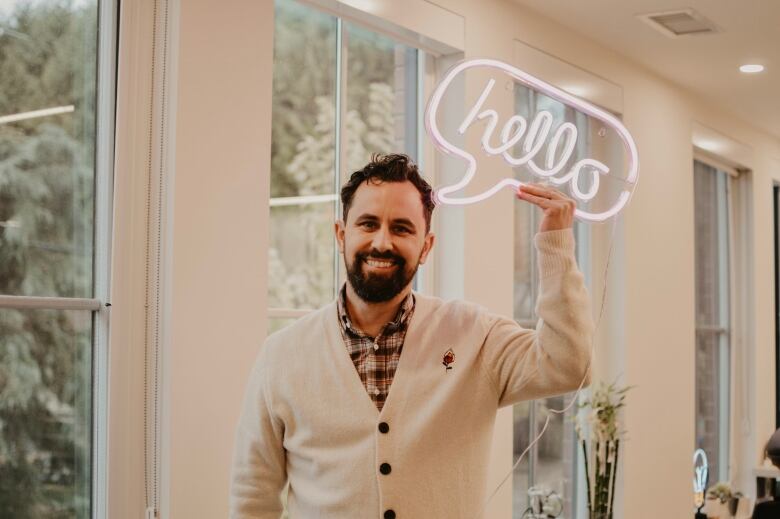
left=575, top=381, right=632, bottom=519
left=707, top=482, right=744, bottom=517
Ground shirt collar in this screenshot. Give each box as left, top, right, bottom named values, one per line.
left=337, top=283, right=415, bottom=338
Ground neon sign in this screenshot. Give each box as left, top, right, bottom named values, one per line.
left=424, top=58, right=639, bottom=222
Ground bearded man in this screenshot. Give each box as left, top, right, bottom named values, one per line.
left=230, top=153, right=593, bottom=519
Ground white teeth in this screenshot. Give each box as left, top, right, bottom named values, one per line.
left=366, top=259, right=394, bottom=268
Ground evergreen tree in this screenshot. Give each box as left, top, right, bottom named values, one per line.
left=0, top=2, right=97, bottom=516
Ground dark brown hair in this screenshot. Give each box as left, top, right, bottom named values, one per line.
left=340, top=153, right=435, bottom=232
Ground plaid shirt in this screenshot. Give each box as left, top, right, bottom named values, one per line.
left=336, top=285, right=415, bottom=411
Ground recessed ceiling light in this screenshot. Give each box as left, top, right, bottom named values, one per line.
left=739, top=64, right=764, bottom=74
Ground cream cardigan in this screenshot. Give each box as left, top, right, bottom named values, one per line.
left=230, top=229, right=593, bottom=518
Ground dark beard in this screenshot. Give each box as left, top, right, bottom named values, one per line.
left=346, top=249, right=419, bottom=303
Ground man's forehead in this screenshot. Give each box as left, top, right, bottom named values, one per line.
left=349, top=181, right=426, bottom=222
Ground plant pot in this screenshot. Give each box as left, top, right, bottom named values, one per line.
left=727, top=497, right=739, bottom=516
left=702, top=498, right=727, bottom=518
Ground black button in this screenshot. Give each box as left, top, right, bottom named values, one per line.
left=384, top=510, right=396, bottom=519
left=378, top=422, right=390, bottom=434
left=379, top=462, right=392, bottom=475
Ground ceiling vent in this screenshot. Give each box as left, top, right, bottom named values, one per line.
left=637, top=8, right=721, bottom=38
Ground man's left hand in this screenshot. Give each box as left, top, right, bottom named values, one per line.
left=516, top=183, right=576, bottom=232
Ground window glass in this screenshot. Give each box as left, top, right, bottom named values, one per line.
left=268, top=202, right=336, bottom=309
left=512, top=401, right=532, bottom=514
left=0, top=1, right=99, bottom=516
left=0, top=308, right=93, bottom=517
left=0, top=1, right=97, bottom=299
left=693, top=159, right=731, bottom=483
left=270, top=0, right=338, bottom=311
left=343, top=22, right=418, bottom=175
left=534, top=394, right=577, bottom=512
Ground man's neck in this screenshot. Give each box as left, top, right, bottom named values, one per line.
left=345, top=284, right=411, bottom=338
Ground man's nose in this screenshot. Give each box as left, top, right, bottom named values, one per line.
left=370, top=225, right=393, bottom=251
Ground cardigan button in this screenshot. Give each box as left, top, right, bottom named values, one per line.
left=383, top=510, right=396, bottom=519
left=379, top=462, right=392, bottom=475
left=378, top=422, right=390, bottom=434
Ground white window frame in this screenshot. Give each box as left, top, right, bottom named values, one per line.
left=693, top=155, right=739, bottom=484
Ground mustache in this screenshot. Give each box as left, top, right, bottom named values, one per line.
left=356, top=250, right=404, bottom=263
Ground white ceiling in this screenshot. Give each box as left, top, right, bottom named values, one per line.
left=509, top=0, right=780, bottom=141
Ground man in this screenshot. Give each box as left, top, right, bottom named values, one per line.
left=230, top=154, right=593, bottom=518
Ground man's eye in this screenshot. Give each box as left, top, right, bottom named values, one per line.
left=361, top=222, right=377, bottom=229
left=394, top=226, right=410, bottom=234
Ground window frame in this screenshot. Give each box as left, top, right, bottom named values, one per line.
left=693, top=155, right=738, bottom=484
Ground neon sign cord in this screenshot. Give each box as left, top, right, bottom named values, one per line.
left=476, top=213, right=621, bottom=519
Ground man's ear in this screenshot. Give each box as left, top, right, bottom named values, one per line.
left=334, top=219, right=346, bottom=253
left=419, top=232, right=435, bottom=265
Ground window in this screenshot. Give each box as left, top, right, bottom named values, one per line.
left=269, top=0, right=426, bottom=331
left=0, top=0, right=113, bottom=517
left=512, top=85, right=594, bottom=518
left=693, top=158, right=733, bottom=484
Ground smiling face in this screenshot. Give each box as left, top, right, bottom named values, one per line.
left=335, top=180, right=435, bottom=303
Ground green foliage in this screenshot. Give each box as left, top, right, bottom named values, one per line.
left=706, top=482, right=743, bottom=504
left=0, top=1, right=97, bottom=516
left=576, top=380, right=632, bottom=443
left=576, top=381, right=633, bottom=519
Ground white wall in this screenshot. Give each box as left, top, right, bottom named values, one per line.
left=164, top=0, right=273, bottom=517
left=111, top=0, right=780, bottom=517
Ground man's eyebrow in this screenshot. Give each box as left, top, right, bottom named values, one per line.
left=391, top=218, right=416, bottom=229
left=353, top=214, right=417, bottom=229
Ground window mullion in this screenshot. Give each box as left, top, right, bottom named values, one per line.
left=92, top=0, right=119, bottom=516
left=0, top=295, right=102, bottom=311
left=332, top=18, right=348, bottom=298
left=716, top=171, right=730, bottom=481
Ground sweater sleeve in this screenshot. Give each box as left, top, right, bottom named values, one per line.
left=480, top=229, right=594, bottom=408
left=229, top=343, right=287, bottom=518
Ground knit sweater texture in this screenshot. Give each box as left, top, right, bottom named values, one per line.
left=230, top=229, right=593, bottom=518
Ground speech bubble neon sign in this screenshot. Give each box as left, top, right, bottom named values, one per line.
left=424, top=58, right=639, bottom=222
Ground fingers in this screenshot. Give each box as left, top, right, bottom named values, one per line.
left=517, top=189, right=553, bottom=208
left=517, top=182, right=567, bottom=200
left=516, top=183, right=576, bottom=231
left=517, top=182, right=576, bottom=215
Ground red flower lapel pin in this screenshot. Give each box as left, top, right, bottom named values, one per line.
left=442, top=349, right=455, bottom=372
